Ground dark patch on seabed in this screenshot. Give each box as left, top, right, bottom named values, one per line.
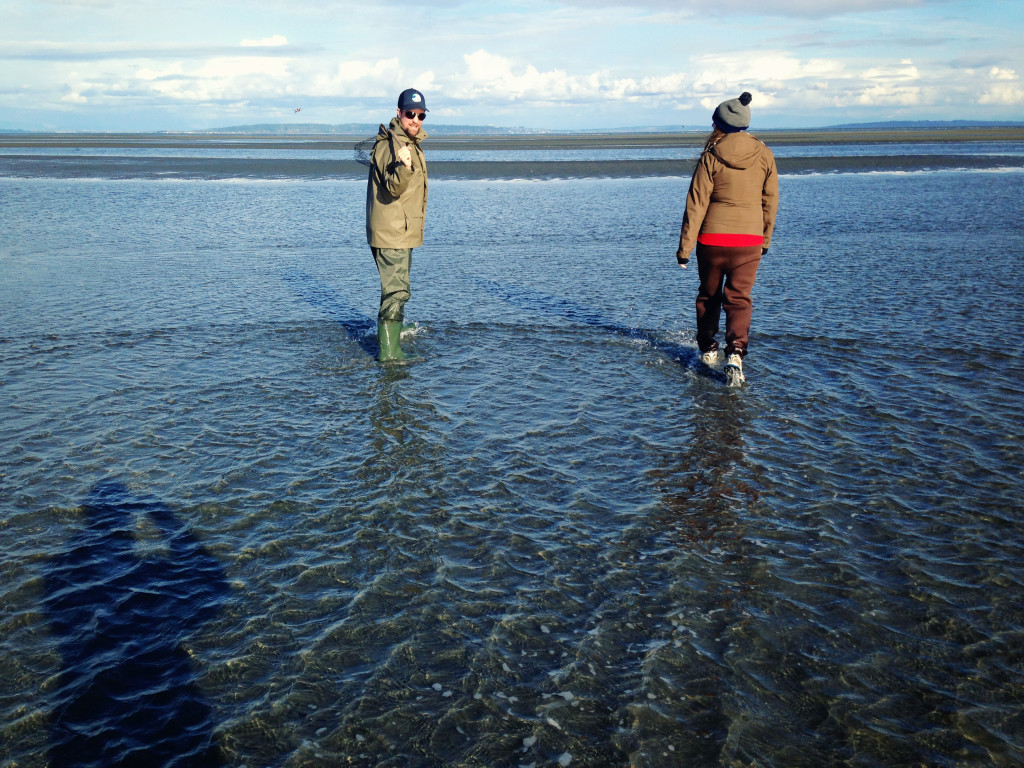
left=43, top=481, right=228, bottom=767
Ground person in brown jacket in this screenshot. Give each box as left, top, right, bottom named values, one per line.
left=676, top=91, right=778, bottom=385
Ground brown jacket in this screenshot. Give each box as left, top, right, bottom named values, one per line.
left=677, top=132, right=778, bottom=259
left=365, top=118, right=428, bottom=249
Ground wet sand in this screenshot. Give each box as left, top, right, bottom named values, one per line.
left=2, top=127, right=1022, bottom=179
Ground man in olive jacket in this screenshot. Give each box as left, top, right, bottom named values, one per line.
left=366, top=88, right=429, bottom=362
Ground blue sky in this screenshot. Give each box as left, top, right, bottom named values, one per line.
left=2, top=0, right=1022, bottom=131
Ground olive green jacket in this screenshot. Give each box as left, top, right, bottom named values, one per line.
left=677, top=132, right=778, bottom=258
left=365, top=118, right=428, bottom=249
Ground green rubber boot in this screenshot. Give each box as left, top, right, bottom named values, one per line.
left=377, top=320, right=406, bottom=363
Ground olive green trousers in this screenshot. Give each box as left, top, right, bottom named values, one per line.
left=371, top=247, right=412, bottom=322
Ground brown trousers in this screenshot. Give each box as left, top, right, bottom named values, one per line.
left=695, top=243, right=762, bottom=357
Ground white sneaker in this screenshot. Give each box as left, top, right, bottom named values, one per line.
left=700, top=348, right=722, bottom=367
left=724, top=353, right=745, bottom=386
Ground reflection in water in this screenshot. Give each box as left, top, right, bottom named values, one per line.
left=44, top=481, right=228, bottom=767
left=645, top=393, right=761, bottom=763
left=653, top=390, right=755, bottom=549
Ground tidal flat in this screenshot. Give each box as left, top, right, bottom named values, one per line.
left=3, top=127, right=1024, bottom=180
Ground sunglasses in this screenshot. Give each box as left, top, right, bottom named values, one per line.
left=403, top=110, right=426, bottom=121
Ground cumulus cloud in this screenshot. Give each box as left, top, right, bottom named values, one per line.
left=855, top=85, right=922, bottom=106
left=862, top=60, right=919, bottom=82
left=4, top=33, right=1019, bottom=128
left=452, top=50, right=584, bottom=102
left=304, top=57, right=435, bottom=98
left=441, top=48, right=982, bottom=119
left=21, top=44, right=435, bottom=113
left=241, top=34, right=288, bottom=47
left=978, top=67, right=1024, bottom=105
left=449, top=50, right=698, bottom=105
left=847, top=59, right=921, bottom=105
left=987, top=66, right=1018, bottom=81
left=130, top=55, right=293, bottom=102
left=688, top=52, right=844, bottom=94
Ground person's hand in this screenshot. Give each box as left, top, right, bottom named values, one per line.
left=396, top=145, right=412, bottom=168
left=676, top=249, right=690, bottom=269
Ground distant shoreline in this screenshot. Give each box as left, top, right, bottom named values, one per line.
left=2, top=126, right=1024, bottom=151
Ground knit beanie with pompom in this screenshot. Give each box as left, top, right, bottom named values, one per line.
left=712, top=92, right=752, bottom=132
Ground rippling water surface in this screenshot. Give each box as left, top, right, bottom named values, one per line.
left=2, top=154, right=1023, bottom=767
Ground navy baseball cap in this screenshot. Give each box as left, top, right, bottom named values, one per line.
left=397, top=88, right=428, bottom=112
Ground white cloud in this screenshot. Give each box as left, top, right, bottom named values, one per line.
left=862, top=61, right=919, bottom=82
left=855, top=84, right=922, bottom=106
left=979, top=67, right=1024, bottom=105
left=131, top=56, right=293, bottom=101
left=688, top=52, right=844, bottom=94
left=452, top=50, right=585, bottom=102
left=846, top=59, right=922, bottom=105
left=135, top=63, right=185, bottom=81
left=2, top=5, right=1020, bottom=131
left=450, top=50, right=697, bottom=106
left=988, top=67, right=1017, bottom=81
left=441, top=48, right=985, bottom=120
left=603, top=73, right=690, bottom=101
left=300, top=57, right=436, bottom=102
left=306, top=58, right=402, bottom=97
left=241, top=34, right=288, bottom=47
left=34, top=47, right=436, bottom=111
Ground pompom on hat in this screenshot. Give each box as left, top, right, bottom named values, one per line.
left=712, top=91, right=753, bottom=133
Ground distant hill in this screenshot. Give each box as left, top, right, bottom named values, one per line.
left=822, top=120, right=1024, bottom=130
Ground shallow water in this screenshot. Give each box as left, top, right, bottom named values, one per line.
left=2, top=160, right=1023, bottom=767
left=3, top=137, right=1024, bottom=181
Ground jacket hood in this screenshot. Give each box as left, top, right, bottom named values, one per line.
left=708, top=132, right=765, bottom=170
